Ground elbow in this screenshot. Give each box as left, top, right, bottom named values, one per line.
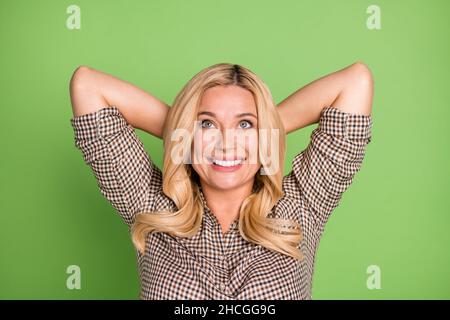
left=74, top=65, right=91, bottom=73
left=69, top=65, right=102, bottom=116
left=336, top=61, right=374, bottom=116
left=70, top=65, right=93, bottom=92
left=349, top=61, right=374, bottom=87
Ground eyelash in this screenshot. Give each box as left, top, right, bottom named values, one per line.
left=200, top=119, right=254, bottom=129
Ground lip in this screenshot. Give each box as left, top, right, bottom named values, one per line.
left=207, top=157, right=245, bottom=172
left=210, top=162, right=243, bottom=172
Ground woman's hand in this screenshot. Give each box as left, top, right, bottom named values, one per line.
left=70, top=66, right=170, bottom=139
left=276, top=62, right=373, bottom=134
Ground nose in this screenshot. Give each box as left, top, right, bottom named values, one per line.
left=214, top=128, right=238, bottom=150
left=213, top=128, right=246, bottom=159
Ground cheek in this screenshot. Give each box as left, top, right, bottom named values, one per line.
left=192, top=130, right=217, bottom=164
left=242, top=131, right=259, bottom=165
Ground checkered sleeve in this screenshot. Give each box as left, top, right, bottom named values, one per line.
left=70, top=106, right=157, bottom=228
left=291, top=106, right=373, bottom=233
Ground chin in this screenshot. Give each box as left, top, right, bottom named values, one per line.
left=209, top=182, right=244, bottom=191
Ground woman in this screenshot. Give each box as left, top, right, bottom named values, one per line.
left=69, top=62, right=373, bottom=299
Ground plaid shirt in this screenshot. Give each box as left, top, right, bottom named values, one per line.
left=70, top=105, right=372, bottom=299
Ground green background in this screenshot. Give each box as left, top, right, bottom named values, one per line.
left=0, top=0, right=449, bottom=299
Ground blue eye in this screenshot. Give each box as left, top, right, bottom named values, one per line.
left=200, top=119, right=215, bottom=128
left=239, top=120, right=253, bottom=129
left=199, top=119, right=254, bottom=129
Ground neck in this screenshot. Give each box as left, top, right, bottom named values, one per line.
left=200, top=181, right=254, bottom=223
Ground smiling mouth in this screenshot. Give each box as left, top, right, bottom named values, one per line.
left=207, top=157, right=246, bottom=167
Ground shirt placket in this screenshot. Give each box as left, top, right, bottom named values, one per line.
left=214, top=218, right=235, bottom=296
left=199, top=189, right=237, bottom=297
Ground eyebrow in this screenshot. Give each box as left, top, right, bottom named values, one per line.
left=197, top=111, right=257, bottom=119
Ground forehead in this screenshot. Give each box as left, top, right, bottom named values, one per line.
left=198, top=85, right=256, bottom=114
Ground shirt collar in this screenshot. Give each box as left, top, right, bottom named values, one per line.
left=198, top=187, right=239, bottom=231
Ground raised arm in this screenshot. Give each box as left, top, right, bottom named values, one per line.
left=69, top=66, right=167, bottom=228
left=281, top=62, right=374, bottom=235
left=70, top=65, right=170, bottom=138
left=277, top=61, right=373, bottom=133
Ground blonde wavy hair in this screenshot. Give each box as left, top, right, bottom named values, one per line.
left=131, top=62, right=304, bottom=260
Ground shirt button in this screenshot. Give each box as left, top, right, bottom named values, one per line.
left=219, top=254, right=225, bottom=261
left=219, top=282, right=226, bottom=292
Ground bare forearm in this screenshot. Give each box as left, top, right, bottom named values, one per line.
left=69, top=66, right=170, bottom=138
left=277, top=62, right=371, bottom=134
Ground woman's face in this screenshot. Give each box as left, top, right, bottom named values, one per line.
left=191, top=85, right=261, bottom=191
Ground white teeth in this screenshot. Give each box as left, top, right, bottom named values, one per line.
left=212, top=159, right=244, bottom=167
